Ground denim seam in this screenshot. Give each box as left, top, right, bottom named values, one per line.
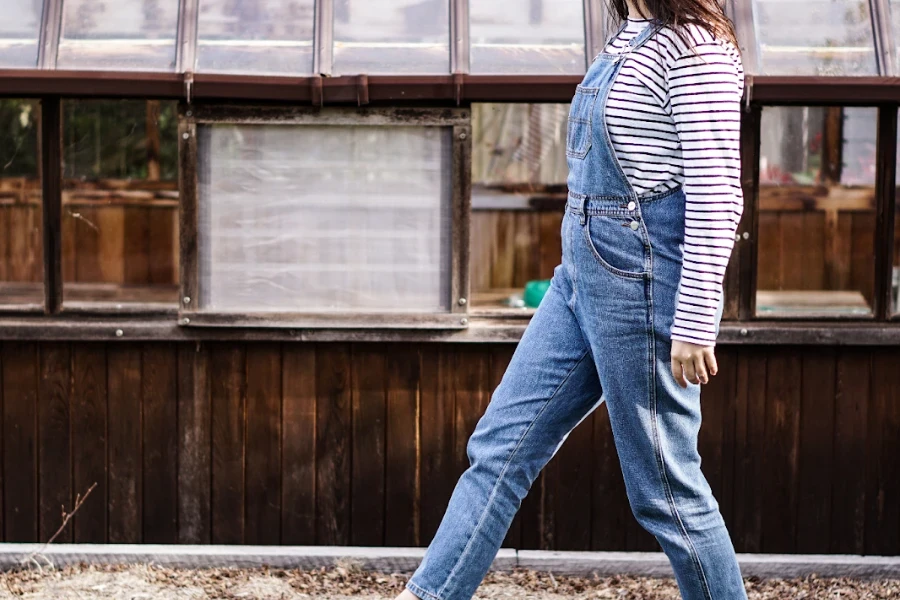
left=436, top=350, right=593, bottom=600
left=646, top=272, right=714, bottom=600
left=407, top=580, right=444, bottom=600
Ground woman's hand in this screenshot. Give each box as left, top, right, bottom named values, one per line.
left=671, top=340, right=717, bottom=388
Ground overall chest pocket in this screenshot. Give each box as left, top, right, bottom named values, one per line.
left=566, top=85, right=599, bottom=159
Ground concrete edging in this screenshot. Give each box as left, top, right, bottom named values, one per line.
left=0, top=545, right=897, bottom=579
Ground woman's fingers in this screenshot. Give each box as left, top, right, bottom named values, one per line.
left=671, top=357, right=688, bottom=388
left=705, top=348, right=719, bottom=377
left=693, top=355, right=709, bottom=385
left=682, top=357, right=698, bottom=385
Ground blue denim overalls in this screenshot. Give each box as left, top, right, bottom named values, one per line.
left=407, top=21, right=745, bottom=600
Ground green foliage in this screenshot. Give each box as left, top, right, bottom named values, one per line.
left=62, top=99, right=178, bottom=181
left=0, top=99, right=39, bottom=177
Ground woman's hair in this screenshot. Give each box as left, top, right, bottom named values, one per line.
left=606, top=0, right=739, bottom=49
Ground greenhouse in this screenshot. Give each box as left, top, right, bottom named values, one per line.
left=0, top=0, right=896, bottom=559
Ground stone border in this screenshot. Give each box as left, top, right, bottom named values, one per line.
left=0, top=545, right=897, bottom=580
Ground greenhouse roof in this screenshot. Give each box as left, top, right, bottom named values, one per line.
left=0, top=0, right=899, bottom=103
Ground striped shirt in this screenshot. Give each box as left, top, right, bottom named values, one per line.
left=605, top=18, right=744, bottom=346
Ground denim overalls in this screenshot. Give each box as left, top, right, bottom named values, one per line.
left=407, top=21, right=745, bottom=600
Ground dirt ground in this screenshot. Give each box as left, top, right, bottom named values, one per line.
left=0, top=563, right=897, bottom=599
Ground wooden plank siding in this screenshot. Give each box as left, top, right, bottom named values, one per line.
left=0, top=341, right=896, bottom=555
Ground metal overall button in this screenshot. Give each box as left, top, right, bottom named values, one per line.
left=629, top=221, right=639, bottom=231
left=627, top=201, right=636, bottom=210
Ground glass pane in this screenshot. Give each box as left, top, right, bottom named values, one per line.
left=0, top=0, right=42, bottom=68
left=757, top=106, right=877, bottom=317
left=470, top=103, right=568, bottom=312
left=752, top=0, right=877, bottom=75
left=0, top=99, right=43, bottom=308
left=57, top=0, right=180, bottom=71
left=892, top=0, right=900, bottom=70
left=470, top=0, right=585, bottom=75
left=197, top=0, right=315, bottom=74
left=333, top=0, right=450, bottom=74
left=198, top=124, right=452, bottom=313
left=62, top=100, right=179, bottom=308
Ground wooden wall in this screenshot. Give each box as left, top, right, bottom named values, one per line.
left=0, top=179, right=178, bottom=287
left=0, top=340, right=897, bottom=554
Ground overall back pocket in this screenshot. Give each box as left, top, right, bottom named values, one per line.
left=566, top=86, right=599, bottom=159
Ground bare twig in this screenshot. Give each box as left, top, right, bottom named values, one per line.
left=21, top=483, right=98, bottom=569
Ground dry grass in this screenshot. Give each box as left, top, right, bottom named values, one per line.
left=0, top=562, right=896, bottom=599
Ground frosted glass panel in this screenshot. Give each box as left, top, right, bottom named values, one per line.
left=58, top=0, right=180, bottom=71
left=752, top=0, right=877, bottom=75
left=197, top=0, right=315, bottom=74
left=333, top=0, right=450, bottom=74
left=470, top=0, right=586, bottom=74
left=198, top=124, right=453, bottom=313
left=0, top=0, right=42, bottom=68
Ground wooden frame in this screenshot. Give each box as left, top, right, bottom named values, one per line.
left=177, top=104, right=472, bottom=330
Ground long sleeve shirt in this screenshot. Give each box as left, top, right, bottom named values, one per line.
left=605, top=18, right=745, bottom=346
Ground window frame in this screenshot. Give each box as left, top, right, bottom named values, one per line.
left=177, top=103, right=472, bottom=329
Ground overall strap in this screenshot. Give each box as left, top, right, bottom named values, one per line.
left=626, top=19, right=663, bottom=53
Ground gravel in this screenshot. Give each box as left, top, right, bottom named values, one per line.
left=0, top=562, right=897, bottom=599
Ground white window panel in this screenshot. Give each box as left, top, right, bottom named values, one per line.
left=752, top=0, right=877, bottom=75
left=469, top=0, right=586, bottom=75
left=197, top=124, right=453, bottom=313
left=0, top=0, right=42, bottom=68
left=332, top=0, right=451, bottom=75
left=196, top=0, right=315, bottom=74
left=57, top=0, right=180, bottom=71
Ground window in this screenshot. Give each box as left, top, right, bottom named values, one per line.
left=62, top=100, right=179, bottom=309
left=469, top=0, right=586, bottom=74
left=0, top=0, right=42, bottom=68
left=756, top=106, right=877, bottom=317
left=0, top=99, right=42, bottom=310
left=181, top=106, right=470, bottom=328
left=752, top=0, right=877, bottom=75
left=57, top=0, right=180, bottom=71
left=332, top=0, right=451, bottom=75
left=470, top=103, right=568, bottom=314
left=196, top=0, right=316, bottom=74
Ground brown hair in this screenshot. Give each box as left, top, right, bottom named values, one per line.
left=606, top=0, right=739, bottom=50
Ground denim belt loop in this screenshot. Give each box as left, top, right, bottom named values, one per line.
left=579, top=196, right=589, bottom=225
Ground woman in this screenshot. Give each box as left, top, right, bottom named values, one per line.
left=399, top=0, right=746, bottom=598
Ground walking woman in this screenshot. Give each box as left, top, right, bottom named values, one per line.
left=399, top=0, right=746, bottom=598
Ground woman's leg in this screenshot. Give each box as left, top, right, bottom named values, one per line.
left=405, top=264, right=603, bottom=600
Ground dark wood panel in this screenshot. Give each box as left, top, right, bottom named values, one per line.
left=0, top=340, right=896, bottom=554
left=350, top=346, right=386, bottom=546
left=418, top=345, right=457, bottom=542
left=384, top=344, right=419, bottom=547
left=761, top=349, right=802, bottom=553
left=177, top=342, right=211, bottom=544
left=142, top=344, right=178, bottom=543
left=830, top=351, right=870, bottom=554
left=316, top=344, right=352, bottom=545
left=210, top=345, right=245, bottom=544
left=244, top=344, right=282, bottom=545
left=107, top=344, right=142, bottom=543
left=37, top=343, right=72, bottom=542
left=732, top=349, right=767, bottom=552
left=796, top=348, right=836, bottom=553
left=867, top=349, right=900, bottom=555
left=281, top=345, right=317, bottom=545
left=71, top=344, right=107, bottom=542
left=2, top=343, right=38, bottom=542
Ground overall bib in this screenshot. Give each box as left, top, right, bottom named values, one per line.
left=407, top=22, right=746, bottom=600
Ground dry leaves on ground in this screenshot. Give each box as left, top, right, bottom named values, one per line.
left=0, top=562, right=896, bottom=599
